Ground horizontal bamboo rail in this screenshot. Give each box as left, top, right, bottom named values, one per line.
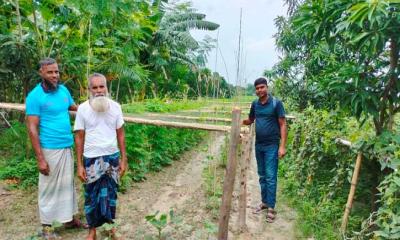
left=180, top=109, right=247, bottom=114
left=142, top=113, right=232, bottom=123
left=123, top=116, right=232, bottom=132
left=0, top=102, right=250, bottom=133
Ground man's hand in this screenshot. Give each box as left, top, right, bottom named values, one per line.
left=242, top=119, right=253, bottom=125
left=77, top=165, right=87, bottom=182
left=119, top=159, right=128, bottom=177
left=278, top=146, right=286, bottom=159
left=38, top=158, right=50, bottom=175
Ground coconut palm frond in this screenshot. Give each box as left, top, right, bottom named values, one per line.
left=170, top=50, right=195, bottom=66
left=171, top=20, right=219, bottom=32
left=108, top=63, right=148, bottom=83
left=163, top=12, right=206, bottom=24
left=174, top=31, right=198, bottom=50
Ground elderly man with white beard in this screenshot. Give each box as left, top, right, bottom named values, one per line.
left=74, top=73, right=127, bottom=240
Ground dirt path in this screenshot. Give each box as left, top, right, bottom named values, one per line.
left=0, top=133, right=298, bottom=240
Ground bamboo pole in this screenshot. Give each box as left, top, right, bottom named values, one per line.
left=336, top=138, right=352, bottom=147
left=123, top=116, right=232, bottom=132
left=237, top=129, right=252, bottom=231
left=178, top=109, right=296, bottom=120
left=180, top=109, right=247, bottom=114
left=143, top=113, right=232, bottom=123
left=0, top=103, right=25, bottom=112
left=218, top=107, right=241, bottom=240
left=238, top=125, right=255, bottom=231
left=341, top=152, right=363, bottom=233
left=204, top=101, right=252, bottom=105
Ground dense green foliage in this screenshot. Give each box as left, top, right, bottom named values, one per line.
left=269, top=0, right=400, bottom=238
left=123, top=124, right=205, bottom=184
left=272, top=0, right=400, bottom=134
left=0, top=121, right=37, bottom=188
left=281, top=108, right=400, bottom=238
left=0, top=0, right=234, bottom=104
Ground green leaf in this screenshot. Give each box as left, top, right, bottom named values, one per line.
left=393, top=177, right=400, bottom=187
left=349, top=32, right=370, bottom=44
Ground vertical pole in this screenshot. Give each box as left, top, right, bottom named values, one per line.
left=341, top=152, right=363, bottom=233
left=218, top=107, right=241, bottom=240
left=237, top=133, right=250, bottom=231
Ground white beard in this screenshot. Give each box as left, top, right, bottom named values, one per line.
left=89, top=95, right=110, bottom=112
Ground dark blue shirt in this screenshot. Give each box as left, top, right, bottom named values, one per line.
left=249, top=95, right=285, bottom=145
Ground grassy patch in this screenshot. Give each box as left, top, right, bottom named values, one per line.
left=202, top=134, right=228, bottom=220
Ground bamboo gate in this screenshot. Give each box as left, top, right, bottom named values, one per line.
left=0, top=103, right=253, bottom=238
left=0, top=102, right=361, bottom=239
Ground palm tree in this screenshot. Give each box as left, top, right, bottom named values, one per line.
left=141, top=1, right=219, bottom=98
left=283, top=0, right=304, bottom=15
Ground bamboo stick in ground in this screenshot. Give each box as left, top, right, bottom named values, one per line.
left=218, top=107, right=241, bottom=240
left=237, top=131, right=251, bottom=231
left=341, top=152, right=363, bottom=233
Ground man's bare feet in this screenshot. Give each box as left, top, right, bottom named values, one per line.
left=110, top=228, right=119, bottom=240
left=86, top=228, right=96, bottom=240
left=65, top=217, right=89, bottom=229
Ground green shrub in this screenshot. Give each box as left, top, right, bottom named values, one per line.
left=281, top=106, right=376, bottom=239
left=124, top=124, right=205, bottom=182
left=0, top=156, right=37, bottom=189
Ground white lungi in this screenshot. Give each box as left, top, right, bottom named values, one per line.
left=38, top=148, right=78, bottom=224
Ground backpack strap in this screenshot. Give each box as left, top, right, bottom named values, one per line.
left=272, top=97, right=276, bottom=110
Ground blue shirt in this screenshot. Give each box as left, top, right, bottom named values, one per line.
left=26, top=84, right=75, bottom=149
left=249, top=95, right=285, bottom=145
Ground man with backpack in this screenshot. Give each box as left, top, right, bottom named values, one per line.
left=242, top=77, right=287, bottom=223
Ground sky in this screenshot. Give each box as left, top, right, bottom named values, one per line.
left=189, top=0, right=287, bottom=86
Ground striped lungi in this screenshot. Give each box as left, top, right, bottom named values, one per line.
left=84, top=152, right=119, bottom=228
left=39, top=148, right=78, bottom=225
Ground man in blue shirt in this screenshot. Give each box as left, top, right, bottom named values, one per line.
left=26, top=58, right=86, bottom=237
left=242, top=77, right=287, bottom=223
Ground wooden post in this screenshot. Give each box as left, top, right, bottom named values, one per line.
left=237, top=133, right=250, bottom=231
left=217, top=107, right=241, bottom=240
left=236, top=124, right=254, bottom=232
left=341, top=152, right=363, bottom=233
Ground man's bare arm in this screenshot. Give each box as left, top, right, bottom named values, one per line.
left=278, top=117, right=287, bottom=158
left=26, top=116, right=49, bottom=175
left=116, top=127, right=128, bottom=177
left=69, top=104, right=78, bottom=111
left=242, top=118, right=254, bottom=125
left=74, top=130, right=86, bottom=182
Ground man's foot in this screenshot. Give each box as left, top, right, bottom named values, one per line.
left=86, top=228, right=96, bottom=240
left=110, top=227, right=121, bottom=240
left=40, top=226, right=60, bottom=240
left=252, top=203, right=268, bottom=214
left=266, top=208, right=277, bottom=223
left=64, top=218, right=89, bottom=229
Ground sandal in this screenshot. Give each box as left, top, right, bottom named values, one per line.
left=64, top=218, right=90, bottom=229
left=39, top=226, right=61, bottom=240
left=266, top=208, right=277, bottom=223
left=252, top=203, right=268, bottom=214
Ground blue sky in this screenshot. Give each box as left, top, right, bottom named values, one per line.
left=189, top=0, right=287, bottom=86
